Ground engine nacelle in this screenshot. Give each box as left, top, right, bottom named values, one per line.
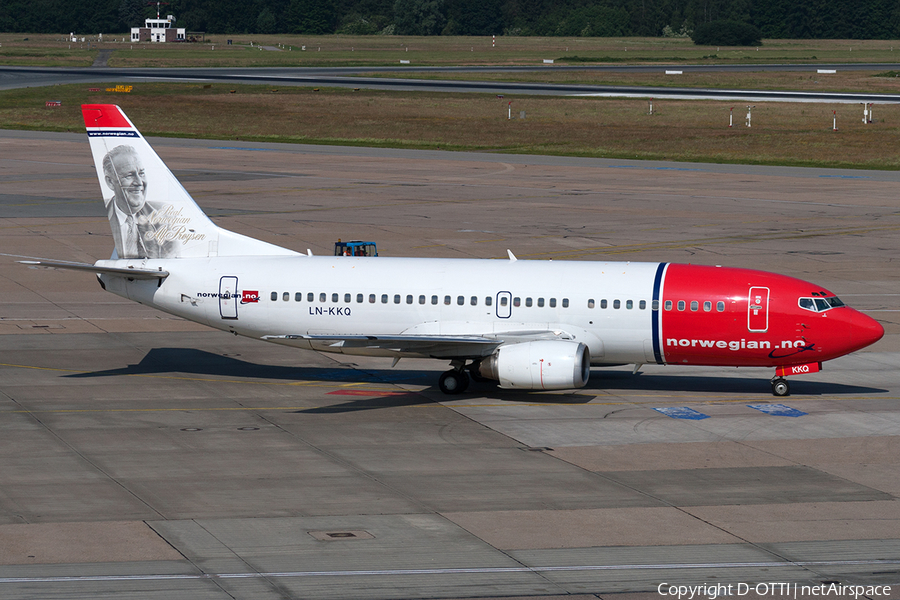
left=477, top=340, right=590, bottom=390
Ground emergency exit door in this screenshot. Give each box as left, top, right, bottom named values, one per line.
left=748, top=286, right=769, bottom=332
left=219, top=276, right=239, bottom=320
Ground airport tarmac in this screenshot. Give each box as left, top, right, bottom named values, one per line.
left=0, top=130, right=899, bottom=600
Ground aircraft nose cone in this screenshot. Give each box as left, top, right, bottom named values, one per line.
left=850, top=310, right=884, bottom=350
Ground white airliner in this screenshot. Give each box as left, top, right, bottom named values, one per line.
left=21, top=105, right=884, bottom=396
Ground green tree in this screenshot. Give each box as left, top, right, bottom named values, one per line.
left=453, top=0, right=504, bottom=35
left=393, top=0, right=445, bottom=34
left=256, top=6, right=277, bottom=32
left=119, top=0, right=145, bottom=30
left=691, top=18, right=761, bottom=44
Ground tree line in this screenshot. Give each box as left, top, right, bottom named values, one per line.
left=3, top=0, right=900, bottom=40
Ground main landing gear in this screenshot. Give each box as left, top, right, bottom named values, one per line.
left=439, top=368, right=469, bottom=394
left=771, top=377, right=790, bottom=397
left=438, top=360, right=488, bottom=395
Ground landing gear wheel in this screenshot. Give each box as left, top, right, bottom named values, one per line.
left=771, top=378, right=790, bottom=397
left=439, top=370, right=469, bottom=394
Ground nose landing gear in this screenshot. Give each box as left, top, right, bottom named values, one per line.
left=771, top=377, right=790, bottom=397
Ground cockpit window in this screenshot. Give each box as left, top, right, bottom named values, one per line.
left=799, top=296, right=845, bottom=313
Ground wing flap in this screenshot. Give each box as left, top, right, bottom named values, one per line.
left=262, top=334, right=500, bottom=358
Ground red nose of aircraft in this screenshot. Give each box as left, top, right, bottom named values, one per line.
left=847, top=309, right=885, bottom=352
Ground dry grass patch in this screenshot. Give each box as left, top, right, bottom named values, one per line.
left=2, top=83, right=899, bottom=169
left=5, top=34, right=900, bottom=68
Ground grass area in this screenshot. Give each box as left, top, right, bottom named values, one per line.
left=4, top=34, right=900, bottom=68
left=356, top=69, right=900, bottom=95
left=0, top=36, right=98, bottom=67
left=2, top=82, right=899, bottom=169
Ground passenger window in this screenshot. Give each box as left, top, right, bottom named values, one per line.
left=444, top=295, right=451, bottom=305
left=640, top=300, right=647, bottom=310
left=485, top=296, right=492, bottom=306
left=716, top=301, right=724, bottom=312
left=526, top=298, right=533, bottom=307
left=690, top=301, right=698, bottom=312
left=703, top=301, right=711, bottom=312
left=320, top=293, right=326, bottom=302
left=613, top=299, right=620, bottom=309
left=332, top=293, right=339, bottom=303
left=432, top=295, right=438, bottom=305
left=471, top=296, right=478, bottom=306
left=600, top=299, right=607, bottom=309
left=308, top=292, right=314, bottom=302
left=665, top=300, right=672, bottom=311
left=562, top=298, right=569, bottom=308
left=369, top=294, right=376, bottom=303
left=283, top=292, right=289, bottom=301
left=394, top=294, right=401, bottom=304
left=344, top=293, right=351, bottom=303
left=357, top=293, right=363, bottom=303
left=652, top=300, right=659, bottom=310
left=456, top=296, right=464, bottom=305
left=513, top=297, right=521, bottom=307
left=419, top=295, right=426, bottom=305
left=271, top=291, right=277, bottom=301
left=537, top=298, right=544, bottom=307
left=677, top=301, right=685, bottom=311
left=406, top=295, right=413, bottom=304
left=381, top=294, right=388, bottom=304
left=549, top=298, right=557, bottom=308
left=295, top=292, right=302, bottom=302
left=500, top=296, right=508, bottom=307
left=588, top=299, right=595, bottom=309
left=626, top=300, right=633, bottom=309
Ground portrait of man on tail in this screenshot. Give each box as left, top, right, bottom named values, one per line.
left=102, top=144, right=174, bottom=259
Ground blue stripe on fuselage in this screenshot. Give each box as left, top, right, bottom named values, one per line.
left=651, top=262, right=667, bottom=364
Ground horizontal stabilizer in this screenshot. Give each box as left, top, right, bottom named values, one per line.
left=19, top=259, right=169, bottom=280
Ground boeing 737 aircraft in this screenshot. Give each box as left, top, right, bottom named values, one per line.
left=21, top=105, right=884, bottom=396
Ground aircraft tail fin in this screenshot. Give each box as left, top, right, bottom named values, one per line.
left=82, top=104, right=296, bottom=260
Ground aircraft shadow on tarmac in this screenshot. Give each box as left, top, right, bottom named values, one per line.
left=64, top=347, right=435, bottom=385
left=586, top=369, right=887, bottom=396
left=62, top=348, right=887, bottom=411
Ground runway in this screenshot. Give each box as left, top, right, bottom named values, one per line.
left=0, top=130, right=898, bottom=599
left=5, top=64, right=900, bottom=102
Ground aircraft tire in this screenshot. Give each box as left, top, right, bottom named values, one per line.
left=439, top=370, right=469, bottom=394
left=771, top=378, right=790, bottom=397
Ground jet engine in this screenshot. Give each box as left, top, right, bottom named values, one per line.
left=476, top=340, right=590, bottom=390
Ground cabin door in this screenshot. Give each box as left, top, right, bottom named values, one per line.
left=496, top=291, right=512, bottom=319
left=219, top=276, right=239, bottom=320
left=747, top=286, right=769, bottom=332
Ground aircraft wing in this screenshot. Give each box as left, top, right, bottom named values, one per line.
left=262, top=329, right=580, bottom=359
left=262, top=334, right=501, bottom=358
left=18, top=259, right=169, bottom=280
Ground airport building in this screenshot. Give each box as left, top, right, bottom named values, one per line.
left=130, top=14, right=185, bottom=43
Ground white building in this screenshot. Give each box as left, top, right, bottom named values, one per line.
left=131, top=14, right=185, bottom=43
